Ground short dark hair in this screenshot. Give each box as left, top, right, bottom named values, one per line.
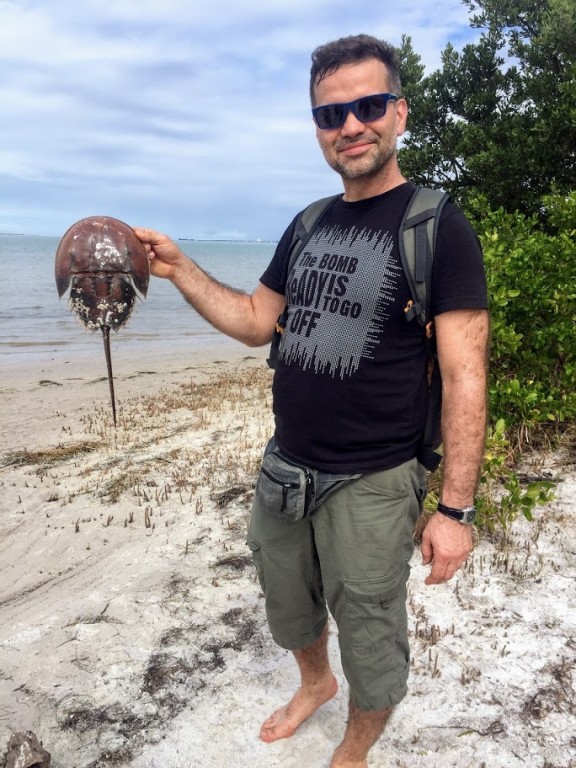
left=309, top=34, right=402, bottom=105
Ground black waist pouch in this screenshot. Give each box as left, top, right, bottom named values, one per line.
left=255, top=438, right=361, bottom=522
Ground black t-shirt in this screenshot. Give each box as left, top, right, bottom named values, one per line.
left=260, top=182, right=488, bottom=473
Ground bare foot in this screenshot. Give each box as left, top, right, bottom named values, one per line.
left=259, top=674, right=338, bottom=743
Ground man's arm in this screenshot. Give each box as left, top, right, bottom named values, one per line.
left=421, top=308, right=490, bottom=585
left=134, top=227, right=286, bottom=347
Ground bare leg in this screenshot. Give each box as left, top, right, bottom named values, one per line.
left=329, top=701, right=393, bottom=768
left=260, top=624, right=339, bottom=743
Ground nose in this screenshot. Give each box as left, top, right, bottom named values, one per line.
left=340, top=109, right=367, bottom=136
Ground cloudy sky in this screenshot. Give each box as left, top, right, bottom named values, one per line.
left=1, top=0, right=477, bottom=240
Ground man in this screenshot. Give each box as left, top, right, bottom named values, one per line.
left=135, top=34, right=489, bottom=768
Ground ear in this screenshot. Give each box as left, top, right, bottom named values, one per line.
left=396, top=97, right=408, bottom=137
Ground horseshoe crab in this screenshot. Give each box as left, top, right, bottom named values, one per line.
left=55, top=216, right=149, bottom=426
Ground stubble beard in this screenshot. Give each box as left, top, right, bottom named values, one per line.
left=325, top=136, right=397, bottom=182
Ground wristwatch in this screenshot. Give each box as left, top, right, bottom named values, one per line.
left=437, top=501, right=476, bottom=524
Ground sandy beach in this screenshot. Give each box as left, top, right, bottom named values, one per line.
left=1, top=344, right=575, bottom=768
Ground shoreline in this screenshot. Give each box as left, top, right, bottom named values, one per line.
left=0, top=341, right=270, bottom=452
left=0, top=335, right=268, bottom=386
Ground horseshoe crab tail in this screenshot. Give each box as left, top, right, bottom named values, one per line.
left=101, top=325, right=117, bottom=427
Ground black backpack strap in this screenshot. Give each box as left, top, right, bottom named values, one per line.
left=417, top=360, right=443, bottom=471
left=282, top=194, right=341, bottom=283
left=267, top=194, right=340, bottom=369
left=399, top=187, right=449, bottom=472
left=399, top=187, right=449, bottom=327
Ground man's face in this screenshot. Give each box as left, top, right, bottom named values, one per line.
left=313, top=58, right=408, bottom=183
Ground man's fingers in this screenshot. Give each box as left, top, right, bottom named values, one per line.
left=420, top=513, right=473, bottom=585
left=425, top=562, right=456, bottom=585
left=420, top=536, right=433, bottom=565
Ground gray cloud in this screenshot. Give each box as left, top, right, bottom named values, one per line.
left=0, top=0, right=474, bottom=239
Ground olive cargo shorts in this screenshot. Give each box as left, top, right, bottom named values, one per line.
left=247, top=457, right=426, bottom=711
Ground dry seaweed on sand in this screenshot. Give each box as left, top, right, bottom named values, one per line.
left=1, top=441, right=100, bottom=468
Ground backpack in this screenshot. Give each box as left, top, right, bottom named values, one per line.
left=267, top=186, right=450, bottom=472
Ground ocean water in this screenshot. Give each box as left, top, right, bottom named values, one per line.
left=0, top=234, right=276, bottom=371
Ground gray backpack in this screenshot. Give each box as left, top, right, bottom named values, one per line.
left=267, top=187, right=449, bottom=471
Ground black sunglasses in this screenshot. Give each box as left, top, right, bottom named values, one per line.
left=312, top=92, right=398, bottom=130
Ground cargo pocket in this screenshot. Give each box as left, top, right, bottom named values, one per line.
left=343, top=561, right=410, bottom=655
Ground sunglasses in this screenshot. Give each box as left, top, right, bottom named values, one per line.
left=312, top=92, right=398, bottom=130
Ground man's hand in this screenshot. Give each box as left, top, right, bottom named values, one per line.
left=421, top=512, right=473, bottom=585
left=133, top=227, right=186, bottom=281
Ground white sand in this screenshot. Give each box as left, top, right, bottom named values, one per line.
left=1, top=345, right=575, bottom=768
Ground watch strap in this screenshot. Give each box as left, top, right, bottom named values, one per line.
left=437, top=501, right=476, bottom=524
